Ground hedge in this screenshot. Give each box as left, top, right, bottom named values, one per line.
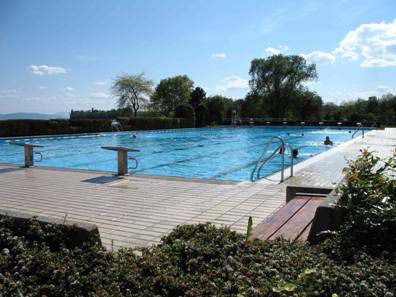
left=0, top=118, right=193, bottom=137
left=1, top=218, right=395, bottom=296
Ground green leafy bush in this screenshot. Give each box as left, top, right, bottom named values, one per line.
left=333, top=149, right=396, bottom=258
left=1, top=216, right=395, bottom=296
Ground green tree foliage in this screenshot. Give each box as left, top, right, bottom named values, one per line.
left=195, top=104, right=208, bottom=127
left=293, top=90, right=323, bottom=120
left=151, top=75, right=194, bottom=115
left=206, top=95, right=230, bottom=124
left=112, top=73, right=154, bottom=117
left=189, top=87, right=206, bottom=111
left=174, top=104, right=195, bottom=127
left=249, top=55, right=317, bottom=118
left=320, top=94, right=396, bottom=124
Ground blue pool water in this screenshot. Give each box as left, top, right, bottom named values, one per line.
left=0, top=127, right=360, bottom=182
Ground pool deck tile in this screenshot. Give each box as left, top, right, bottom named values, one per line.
left=0, top=128, right=395, bottom=250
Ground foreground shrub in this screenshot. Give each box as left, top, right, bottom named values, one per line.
left=332, top=149, right=396, bottom=258
left=1, top=216, right=395, bottom=296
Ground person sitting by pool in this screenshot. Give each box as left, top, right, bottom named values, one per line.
left=324, top=136, right=333, bottom=145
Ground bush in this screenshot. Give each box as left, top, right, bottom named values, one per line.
left=1, top=216, right=395, bottom=296
left=329, top=149, right=396, bottom=258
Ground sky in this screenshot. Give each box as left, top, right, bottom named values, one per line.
left=0, top=0, right=395, bottom=114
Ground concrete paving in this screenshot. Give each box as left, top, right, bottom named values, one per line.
left=0, top=128, right=394, bottom=250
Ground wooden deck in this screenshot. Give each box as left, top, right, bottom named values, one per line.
left=252, top=196, right=323, bottom=241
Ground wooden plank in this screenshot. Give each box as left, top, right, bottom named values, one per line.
left=269, top=197, right=322, bottom=241
left=252, top=197, right=311, bottom=240
left=296, top=222, right=312, bottom=241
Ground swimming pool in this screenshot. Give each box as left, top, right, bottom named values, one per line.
left=0, top=127, right=361, bottom=182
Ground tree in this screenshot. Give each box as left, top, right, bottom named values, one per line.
left=206, top=95, right=229, bottom=124
left=294, top=90, right=323, bottom=120
left=112, top=73, right=154, bottom=117
left=151, top=75, right=194, bottom=115
left=249, top=55, right=317, bottom=118
left=190, top=87, right=206, bottom=111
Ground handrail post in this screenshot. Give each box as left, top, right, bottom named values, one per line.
left=117, top=149, right=128, bottom=175
left=101, top=146, right=140, bottom=176
left=280, top=143, right=285, bottom=182
left=289, top=145, right=294, bottom=177
left=9, top=142, right=44, bottom=168
left=24, top=145, right=34, bottom=167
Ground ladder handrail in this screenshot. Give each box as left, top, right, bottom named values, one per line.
left=251, top=136, right=294, bottom=182
left=352, top=126, right=365, bottom=138
left=250, top=136, right=283, bottom=181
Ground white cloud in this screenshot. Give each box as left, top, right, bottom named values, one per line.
left=0, top=89, right=18, bottom=98
left=334, top=19, right=396, bottom=67
left=279, top=45, right=290, bottom=51
left=39, top=86, right=48, bottom=90
left=65, top=87, right=75, bottom=92
left=0, top=89, right=17, bottom=94
left=90, top=92, right=111, bottom=99
left=376, top=85, right=394, bottom=94
left=212, top=53, right=227, bottom=59
left=328, top=86, right=395, bottom=103
left=265, top=47, right=281, bottom=56
left=93, top=80, right=110, bottom=86
left=265, top=45, right=290, bottom=56
left=301, top=51, right=336, bottom=64
left=216, top=75, right=249, bottom=91
left=30, top=65, right=67, bottom=75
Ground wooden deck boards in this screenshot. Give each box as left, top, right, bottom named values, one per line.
left=253, top=196, right=323, bottom=241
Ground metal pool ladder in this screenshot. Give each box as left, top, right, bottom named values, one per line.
left=251, top=136, right=294, bottom=182
left=352, top=123, right=365, bottom=138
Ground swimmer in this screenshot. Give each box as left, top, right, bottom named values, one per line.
left=324, top=136, right=333, bottom=145
left=132, top=132, right=137, bottom=139
left=292, top=149, right=299, bottom=158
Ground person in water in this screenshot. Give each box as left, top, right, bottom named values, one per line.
left=132, top=132, right=137, bottom=139
left=324, top=136, right=333, bottom=145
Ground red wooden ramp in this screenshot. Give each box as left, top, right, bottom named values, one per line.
left=252, top=196, right=323, bottom=242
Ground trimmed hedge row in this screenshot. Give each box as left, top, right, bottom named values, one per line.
left=0, top=118, right=193, bottom=137
left=1, top=218, right=395, bottom=296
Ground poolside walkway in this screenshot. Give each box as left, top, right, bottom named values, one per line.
left=0, top=128, right=394, bottom=250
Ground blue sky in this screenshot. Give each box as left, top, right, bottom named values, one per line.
left=0, top=0, right=395, bottom=113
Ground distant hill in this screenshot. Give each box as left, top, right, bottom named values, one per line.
left=0, top=112, right=70, bottom=120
